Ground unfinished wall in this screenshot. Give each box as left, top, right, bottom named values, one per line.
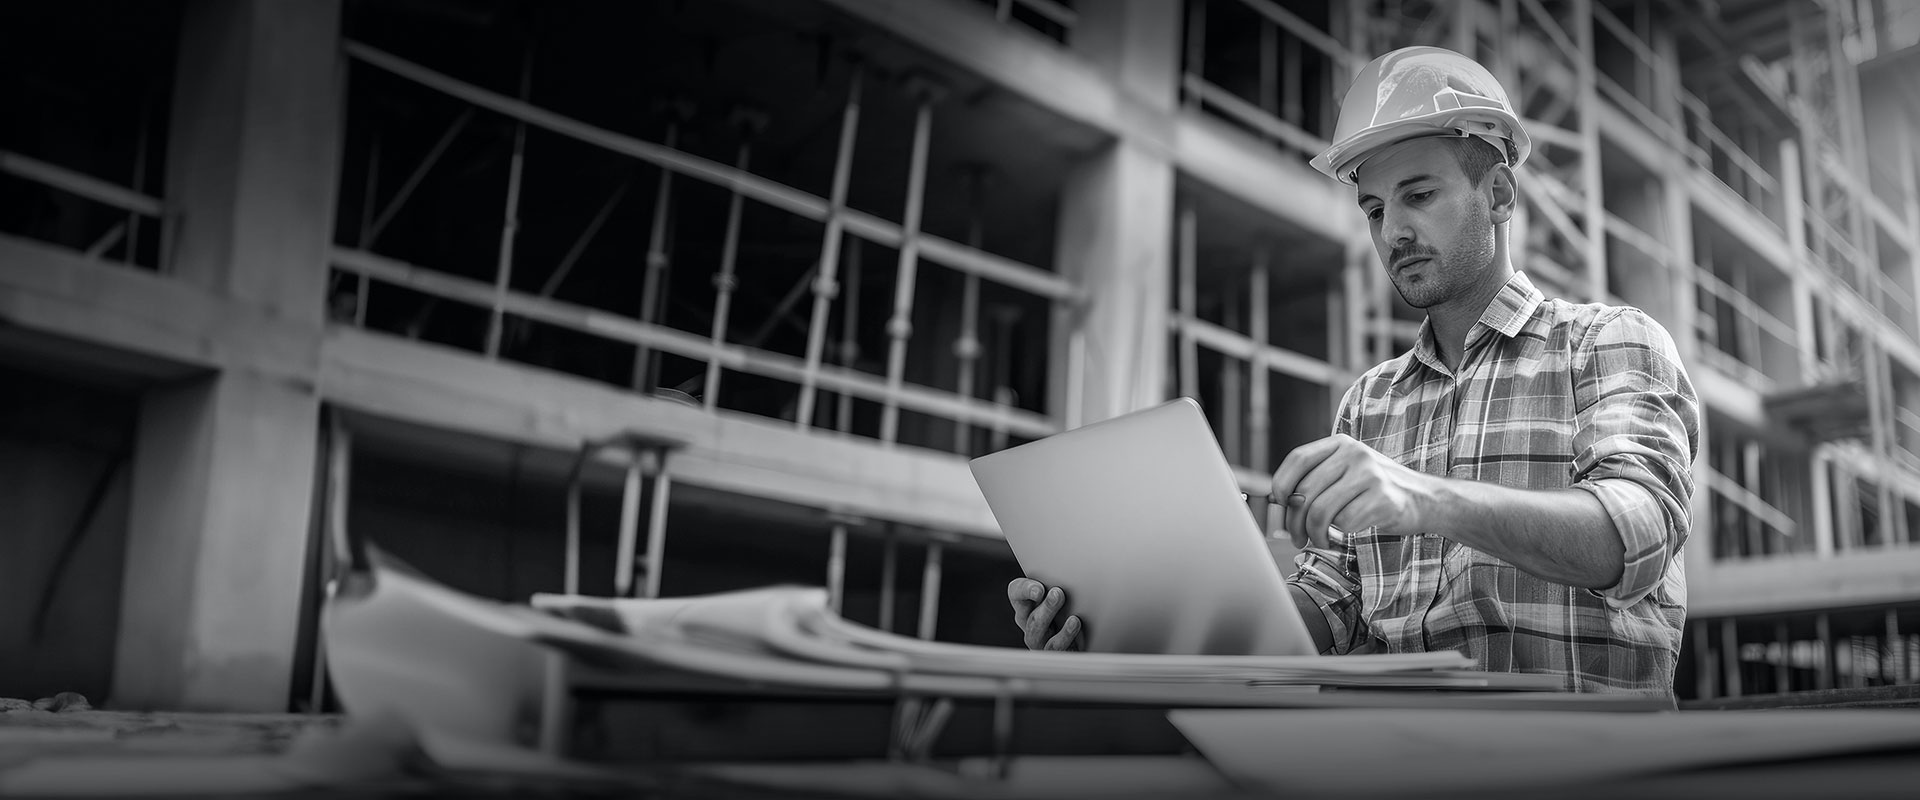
left=0, top=366, right=137, bottom=702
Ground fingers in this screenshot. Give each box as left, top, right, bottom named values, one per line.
left=1302, top=478, right=1368, bottom=549
left=1269, top=436, right=1343, bottom=507
left=1007, top=577, right=1044, bottom=621
left=1285, top=458, right=1350, bottom=547
left=1044, top=615, right=1082, bottom=651
left=1020, top=585, right=1068, bottom=650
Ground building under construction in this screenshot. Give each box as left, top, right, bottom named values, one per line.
left=5, top=0, right=1920, bottom=711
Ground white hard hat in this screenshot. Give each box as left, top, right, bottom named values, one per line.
left=1311, top=46, right=1531, bottom=185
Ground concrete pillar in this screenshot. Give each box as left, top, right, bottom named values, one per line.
left=1050, top=0, right=1178, bottom=425
left=162, top=0, right=340, bottom=320
left=1070, top=0, right=1181, bottom=112
left=113, top=0, right=338, bottom=711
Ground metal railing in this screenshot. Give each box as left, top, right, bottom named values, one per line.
left=333, top=40, right=1082, bottom=453
left=1179, top=0, right=1355, bottom=162
left=0, top=149, right=165, bottom=270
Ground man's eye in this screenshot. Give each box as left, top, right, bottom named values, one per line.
left=1408, top=190, right=1434, bottom=203
left=1364, top=207, right=1382, bottom=221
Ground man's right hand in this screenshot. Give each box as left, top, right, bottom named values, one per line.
left=1007, top=578, right=1082, bottom=651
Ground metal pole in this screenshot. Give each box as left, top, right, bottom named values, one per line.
left=128, top=98, right=149, bottom=267
left=643, top=450, right=673, bottom=599
left=797, top=67, right=865, bottom=430
left=878, top=532, right=898, bottom=632
left=881, top=92, right=937, bottom=445
left=1177, top=206, right=1199, bottom=400
left=1775, top=620, right=1791, bottom=693
left=1183, top=0, right=1206, bottom=111
left=1249, top=252, right=1271, bottom=469
left=704, top=119, right=761, bottom=410
left=1720, top=618, right=1741, bottom=698
left=953, top=166, right=988, bottom=453
left=613, top=457, right=643, bottom=597
left=1221, top=297, right=1243, bottom=463
left=365, top=107, right=475, bottom=247
left=313, top=411, right=353, bottom=713
left=540, top=181, right=631, bottom=300
left=828, top=523, right=848, bottom=614
left=1887, top=608, right=1901, bottom=685
left=563, top=448, right=588, bottom=595
left=918, top=541, right=943, bottom=640
left=354, top=136, right=380, bottom=327
left=1692, top=620, right=1713, bottom=699
left=633, top=121, right=682, bottom=391
left=486, top=54, right=534, bottom=359
left=837, top=241, right=864, bottom=433
left=1816, top=612, right=1834, bottom=690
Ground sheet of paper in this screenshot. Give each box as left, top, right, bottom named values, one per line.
left=1170, top=707, right=1920, bottom=795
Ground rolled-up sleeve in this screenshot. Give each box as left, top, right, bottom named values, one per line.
left=1286, top=379, right=1371, bottom=653
left=1568, top=308, right=1700, bottom=610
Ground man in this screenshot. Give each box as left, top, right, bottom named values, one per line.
left=1008, top=46, right=1698, bottom=695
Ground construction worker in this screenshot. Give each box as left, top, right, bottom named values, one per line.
left=1010, top=46, right=1698, bottom=695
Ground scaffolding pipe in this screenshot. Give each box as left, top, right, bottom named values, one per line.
left=838, top=242, right=864, bottom=433
left=828, top=523, right=848, bottom=614
left=1249, top=253, right=1271, bottom=470
left=314, top=412, right=353, bottom=713
left=564, top=453, right=585, bottom=595
left=953, top=168, right=987, bottom=453
left=881, top=94, right=937, bottom=445
left=918, top=541, right=943, bottom=640
left=614, top=458, right=643, bottom=597
left=797, top=68, right=865, bottom=430
left=704, top=118, right=761, bottom=410
left=486, top=54, right=534, bottom=359
left=643, top=452, right=673, bottom=599
left=540, top=181, right=631, bottom=300
left=127, top=101, right=150, bottom=266
left=634, top=121, right=682, bottom=391
left=1183, top=0, right=1206, bottom=111
left=878, top=532, right=897, bottom=632
left=1720, top=618, right=1741, bottom=698
left=354, top=136, right=380, bottom=327
left=1177, top=206, right=1199, bottom=400
left=365, top=107, right=474, bottom=247
left=342, top=42, right=1075, bottom=302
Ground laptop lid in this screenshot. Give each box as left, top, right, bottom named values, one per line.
left=969, top=397, right=1316, bottom=656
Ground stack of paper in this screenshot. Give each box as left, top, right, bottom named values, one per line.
left=528, top=584, right=1568, bottom=697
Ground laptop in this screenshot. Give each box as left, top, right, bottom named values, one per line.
left=969, top=397, right=1317, bottom=656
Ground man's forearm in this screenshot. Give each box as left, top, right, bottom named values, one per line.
left=1417, top=478, right=1624, bottom=589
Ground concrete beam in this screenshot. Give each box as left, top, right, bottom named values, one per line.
left=1691, top=548, right=1920, bottom=616
left=318, top=327, right=1001, bottom=539
left=817, top=0, right=1152, bottom=150
left=1173, top=110, right=1349, bottom=243
left=0, top=235, right=317, bottom=382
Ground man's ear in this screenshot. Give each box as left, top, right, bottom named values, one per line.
left=1486, top=163, right=1517, bottom=225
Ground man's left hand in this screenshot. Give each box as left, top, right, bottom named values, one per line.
left=1270, top=433, right=1435, bottom=549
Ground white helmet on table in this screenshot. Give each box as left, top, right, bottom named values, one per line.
left=1310, top=46, right=1531, bottom=185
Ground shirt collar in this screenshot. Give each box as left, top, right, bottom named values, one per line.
left=1396, top=271, right=1544, bottom=382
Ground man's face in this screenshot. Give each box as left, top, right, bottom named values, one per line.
left=1354, top=138, right=1499, bottom=310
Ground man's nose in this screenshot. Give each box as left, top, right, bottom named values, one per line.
left=1384, top=209, right=1415, bottom=247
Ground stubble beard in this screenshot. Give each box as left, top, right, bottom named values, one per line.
left=1389, top=199, right=1496, bottom=310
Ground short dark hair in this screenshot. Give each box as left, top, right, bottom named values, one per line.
left=1443, top=136, right=1510, bottom=186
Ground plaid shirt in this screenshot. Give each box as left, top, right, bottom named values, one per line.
left=1286, top=271, right=1698, bottom=694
